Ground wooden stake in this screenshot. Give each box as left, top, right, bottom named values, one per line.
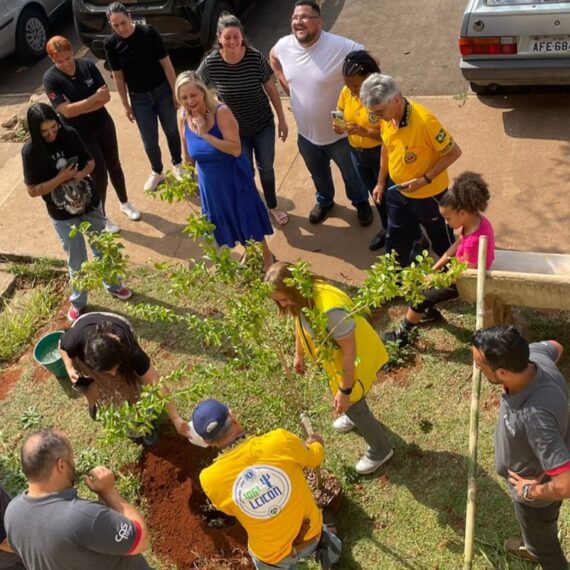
left=463, top=236, right=488, bottom=569
left=300, top=412, right=322, bottom=489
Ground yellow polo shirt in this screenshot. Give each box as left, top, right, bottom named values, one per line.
left=200, top=429, right=324, bottom=564
left=382, top=99, right=455, bottom=199
left=337, top=86, right=382, bottom=149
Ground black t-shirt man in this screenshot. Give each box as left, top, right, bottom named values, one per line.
left=0, top=485, right=24, bottom=570
left=43, top=58, right=110, bottom=137
left=104, top=25, right=168, bottom=93
left=60, top=313, right=151, bottom=377
left=21, top=126, right=100, bottom=221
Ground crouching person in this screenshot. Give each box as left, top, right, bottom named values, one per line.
left=59, top=312, right=189, bottom=444
left=189, top=399, right=342, bottom=569
left=5, top=429, right=152, bottom=570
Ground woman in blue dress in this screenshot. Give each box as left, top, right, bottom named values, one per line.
left=175, top=71, right=274, bottom=271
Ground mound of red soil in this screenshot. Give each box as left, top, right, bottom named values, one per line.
left=138, top=436, right=252, bottom=569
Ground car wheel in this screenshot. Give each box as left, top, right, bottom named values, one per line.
left=208, top=1, right=233, bottom=47
left=16, top=7, right=49, bottom=62
left=469, top=82, right=496, bottom=95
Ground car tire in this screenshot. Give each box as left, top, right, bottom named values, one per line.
left=469, top=82, right=495, bottom=95
left=208, top=0, right=233, bottom=47
left=16, top=7, right=49, bottom=63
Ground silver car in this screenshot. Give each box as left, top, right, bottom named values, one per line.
left=459, top=0, right=570, bottom=93
left=0, top=0, right=70, bottom=62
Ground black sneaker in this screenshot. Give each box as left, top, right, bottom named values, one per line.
left=381, top=328, right=409, bottom=346
left=356, top=202, right=373, bottom=227
left=420, top=308, right=443, bottom=325
left=309, top=202, right=334, bottom=224
left=369, top=230, right=386, bottom=251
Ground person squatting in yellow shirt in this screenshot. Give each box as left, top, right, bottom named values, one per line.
left=188, top=399, right=341, bottom=569
left=360, top=74, right=463, bottom=266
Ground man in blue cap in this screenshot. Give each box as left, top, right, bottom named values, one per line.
left=188, top=399, right=341, bottom=569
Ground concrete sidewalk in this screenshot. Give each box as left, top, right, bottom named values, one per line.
left=0, top=93, right=569, bottom=285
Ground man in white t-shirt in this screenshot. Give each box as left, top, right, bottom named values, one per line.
left=270, top=0, right=373, bottom=226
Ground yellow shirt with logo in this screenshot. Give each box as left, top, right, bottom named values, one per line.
left=337, top=86, right=381, bottom=150
left=382, top=99, right=455, bottom=199
left=200, top=429, right=324, bottom=564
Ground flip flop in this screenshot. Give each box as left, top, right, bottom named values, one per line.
left=270, top=209, right=289, bottom=226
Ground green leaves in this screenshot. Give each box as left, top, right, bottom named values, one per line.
left=70, top=222, right=129, bottom=292
left=148, top=164, right=199, bottom=204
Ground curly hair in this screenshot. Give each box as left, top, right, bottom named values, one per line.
left=439, top=171, right=490, bottom=214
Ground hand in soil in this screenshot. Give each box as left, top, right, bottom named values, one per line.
left=173, top=416, right=191, bottom=438
left=85, top=466, right=116, bottom=494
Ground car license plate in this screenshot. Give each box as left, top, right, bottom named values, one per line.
left=131, top=16, right=147, bottom=26
left=530, top=36, right=570, bottom=54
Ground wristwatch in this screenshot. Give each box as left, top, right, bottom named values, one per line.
left=522, top=484, right=535, bottom=502
left=338, top=386, right=353, bottom=395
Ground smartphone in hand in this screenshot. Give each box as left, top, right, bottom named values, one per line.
left=331, top=110, right=346, bottom=130
left=65, top=156, right=79, bottom=169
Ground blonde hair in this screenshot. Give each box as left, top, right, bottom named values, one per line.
left=264, top=261, right=313, bottom=317
left=174, top=71, right=217, bottom=114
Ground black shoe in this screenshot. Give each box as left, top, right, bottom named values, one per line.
left=409, top=235, right=431, bottom=263
left=420, top=308, right=443, bottom=325
left=369, top=230, right=386, bottom=251
left=356, top=202, right=373, bottom=227
left=309, top=202, right=334, bottom=224
left=381, top=328, right=409, bottom=346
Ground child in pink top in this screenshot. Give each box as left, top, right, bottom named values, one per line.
left=384, top=171, right=495, bottom=345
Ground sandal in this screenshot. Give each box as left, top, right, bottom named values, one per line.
left=270, top=209, right=289, bottom=226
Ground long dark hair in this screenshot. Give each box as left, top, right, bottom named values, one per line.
left=26, top=102, right=67, bottom=168
left=84, top=321, right=139, bottom=386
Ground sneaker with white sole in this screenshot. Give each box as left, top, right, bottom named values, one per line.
left=332, top=415, right=356, bottom=433
left=104, top=218, right=120, bottom=234
left=120, top=201, right=141, bottom=221
left=503, top=537, right=539, bottom=563
left=67, top=305, right=82, bottom=322
left=171, top=163, right=183, bottom=181
left=356, top=448, right=394, bottom=475
left=144, top=171, right=166, bottom=191
left=109, top=287, right=133, bottom=301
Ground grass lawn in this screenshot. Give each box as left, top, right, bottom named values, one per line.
left=1, top=260, right=569, bottom=570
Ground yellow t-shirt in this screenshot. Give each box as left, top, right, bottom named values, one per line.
left=382, top=99, right=455, bottom=199
left=337, top=86, right=381, bottom=150
left=200, top=429, right=324, bottom=564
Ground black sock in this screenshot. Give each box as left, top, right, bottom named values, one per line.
left=401, top=318, right=415, bottom=333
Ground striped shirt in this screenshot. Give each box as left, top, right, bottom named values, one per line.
left=197, top=47, right=274, bottom=137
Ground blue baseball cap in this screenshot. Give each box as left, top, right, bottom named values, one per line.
left=190, top=399, right=230, bottom=441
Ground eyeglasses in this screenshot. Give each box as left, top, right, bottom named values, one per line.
left=291, top=15, right=320, bottom=23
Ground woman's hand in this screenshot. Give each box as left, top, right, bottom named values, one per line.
left=191, top=114, right=208, bottom=138
left=124, top=104, right=135, bottom=123
left=294, top=351, right=305, bottom=374
left=278, top=119, right=288, bottom=142
left=333, top=391, right=351, bottom=414
left=332, top=122, right=345, bottom=134
left=58, top=164, right=78, bottom=184
left=345, top=122, right=365, bottom=136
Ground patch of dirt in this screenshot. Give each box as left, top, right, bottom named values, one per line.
left=0, top=367, right=21, bottom=400
left=138, top=436, right=252, bottom=570
left=306, top=469, right=342, bottom=513
left=380, top=354, right=422, bottom=388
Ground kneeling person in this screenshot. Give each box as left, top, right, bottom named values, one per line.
left=190, top=399, right=341, bottom=569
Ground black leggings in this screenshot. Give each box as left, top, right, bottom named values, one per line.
left=411, top=284, right=459, bottom=314
left=83, top=113, right=128, bottom=214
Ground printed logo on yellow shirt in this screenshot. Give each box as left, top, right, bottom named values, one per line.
left=368, top=112, right=379, bottom=124
left=233, top=465, right=291, bottom=519
left=435, top=128, right=447, bottom=143
left=404, top=150, right=417, bottom=164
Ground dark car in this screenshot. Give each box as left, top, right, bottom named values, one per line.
left=73, top=0, right=252, bottom=59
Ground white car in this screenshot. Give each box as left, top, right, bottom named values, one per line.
left=459, top=0, right=570, bottom=93
left=0, top=0, right=70, bottom=62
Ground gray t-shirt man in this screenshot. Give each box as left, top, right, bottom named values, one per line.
left=495, top=341, right=570, bottom=508
left=5, top=488, right=152, bottom=570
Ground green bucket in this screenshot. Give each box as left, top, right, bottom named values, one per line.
left=33, top=331, right=68, bottom=380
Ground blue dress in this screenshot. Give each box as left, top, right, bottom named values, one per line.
left=184, top=107, right=273, bottom=248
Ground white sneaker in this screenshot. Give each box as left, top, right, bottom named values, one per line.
left=120, top=201, right=141, bottom=221
left=144, top=171, right=165, bottom=192
left=104, top=217, right=120, bottom=234
left=355, top=449, right=394, bottom=475
left=332, top=415, right=356, bottom=433
left=171, top=163, right=183, bottom=181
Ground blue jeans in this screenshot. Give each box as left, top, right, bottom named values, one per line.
left=130, top=81, right=182, bottom=174
left=241, top=120, right=277, bottom=209
left=297, top=135, right=369, bottom=208
left=385, top=187, right=454, bottom=266
left=250, top=526, right=341, bottom=569
left=350, top=145, right=387, bottom=229
left=51, top=205, right=123, bottom=310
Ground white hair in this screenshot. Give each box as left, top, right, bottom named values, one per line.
left=360, top=73, right=401, bottom=108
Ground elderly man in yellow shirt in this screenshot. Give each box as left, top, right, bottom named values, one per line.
left=360, top=74, right=462, bottom=266
left=188, top=399, right=341, bottom=569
